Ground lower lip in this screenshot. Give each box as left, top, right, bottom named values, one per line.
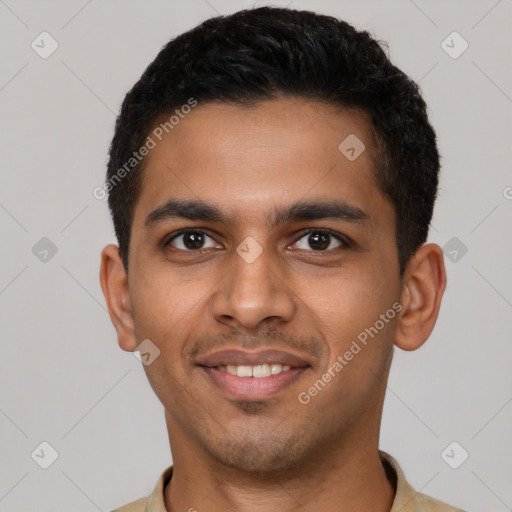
left=200, top=366, right=309, bottom=400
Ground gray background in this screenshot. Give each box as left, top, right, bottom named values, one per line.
left=1, top=0, right=511, bottom=511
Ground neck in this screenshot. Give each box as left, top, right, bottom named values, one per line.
left=164, top=419, right=395, bottom=512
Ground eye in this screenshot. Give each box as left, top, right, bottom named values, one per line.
left=291, top=229, right=348, bottom=251
left=164, top=230, right=220, bottom=251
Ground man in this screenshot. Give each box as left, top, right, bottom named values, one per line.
left=100, top=6, right=463, bottom=512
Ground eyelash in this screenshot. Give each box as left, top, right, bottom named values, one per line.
left=162, top=228, right=351, bottom=253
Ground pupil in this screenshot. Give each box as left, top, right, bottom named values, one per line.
left=309, top=232, right=329, bottom=250
left=184, top=232, right=204, bottom=249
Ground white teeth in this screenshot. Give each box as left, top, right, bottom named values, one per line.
left=236, top=365, right=253, bottom=377
left=226, top=365, right=237, bottom=376
left=253, top=364, right=271, bottom=378
left=271, top=364, right=282, bottom=374
left=218, top=363, right=292, bottom=377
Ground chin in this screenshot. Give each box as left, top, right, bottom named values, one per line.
left=201, top=431, right=315, bottom=475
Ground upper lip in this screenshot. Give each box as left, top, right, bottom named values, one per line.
left=197, top=349, right=311, bottom=368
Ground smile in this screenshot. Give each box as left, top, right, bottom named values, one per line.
left=200, top=365, right=309, bottom=400
left=218, top=363, right=291, bottom=377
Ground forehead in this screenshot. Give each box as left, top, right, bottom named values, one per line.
left=132, top=98, right=392, bottom=232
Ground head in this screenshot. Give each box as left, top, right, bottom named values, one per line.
left=100, top=7, right=446, bottom=474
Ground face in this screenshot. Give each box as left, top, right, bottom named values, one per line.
left=116, top=98, right=404, bottom=472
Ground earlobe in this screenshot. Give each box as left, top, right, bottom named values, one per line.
left=395, top=243, right=447, bottom=352
left=99, top=244, right=138, bottom=352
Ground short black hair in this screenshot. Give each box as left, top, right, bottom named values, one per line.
left=106, top=6, right=440, bottom=275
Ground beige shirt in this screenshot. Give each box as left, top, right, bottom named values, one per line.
left=112, top=451, right=463, bottom=512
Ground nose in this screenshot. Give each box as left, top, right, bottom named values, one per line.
left=211, top=246, right=296, bottom=330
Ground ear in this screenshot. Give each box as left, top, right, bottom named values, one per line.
left=99, top=244, right=138, bottom=352
left=395, top=243, right=447, bottom=351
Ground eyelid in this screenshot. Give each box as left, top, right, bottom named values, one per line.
left=290, top=228, right=352, bottom=250
left=162, top=227, right=351, bottom=251
left=161, top=228, right=220, bottom=249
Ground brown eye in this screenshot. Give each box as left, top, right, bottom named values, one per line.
left=166, top=230, right=219, bottom=251
left=182, top=232, right=205, bottom=249
left=307, top=232, right=331, bottom=250
left=292, top=230, right=346, bottom=251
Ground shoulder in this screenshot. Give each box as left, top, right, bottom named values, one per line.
left=111, top=496, right=148, bottom=512
left=408, top=490, right=466, bottom=512
left=110, top=465, right=173, bottom=512
left=380, top=451, right=465, bottom=512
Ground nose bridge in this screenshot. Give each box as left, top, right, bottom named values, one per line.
left=232, top=246, right=273, bottom=297
left=212, top=243, right=295, bottom=329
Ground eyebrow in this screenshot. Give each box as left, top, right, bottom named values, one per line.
left=144, top=198, right=369, bottom=229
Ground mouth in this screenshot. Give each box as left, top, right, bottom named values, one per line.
left=196, top=349, right=311, bottom=401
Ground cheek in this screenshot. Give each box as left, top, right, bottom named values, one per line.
left=131, top=264, right=205, bottom=329
left=306, top=272, right=399, bottom=362
left=129, top=273, right=200, bottom=407
left=128, top=274, right=201, bottom=375
left=302, top=280, right=398, bottom=415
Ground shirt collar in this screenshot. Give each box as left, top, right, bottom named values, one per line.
left=142, top=451, right=448, bottom=512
